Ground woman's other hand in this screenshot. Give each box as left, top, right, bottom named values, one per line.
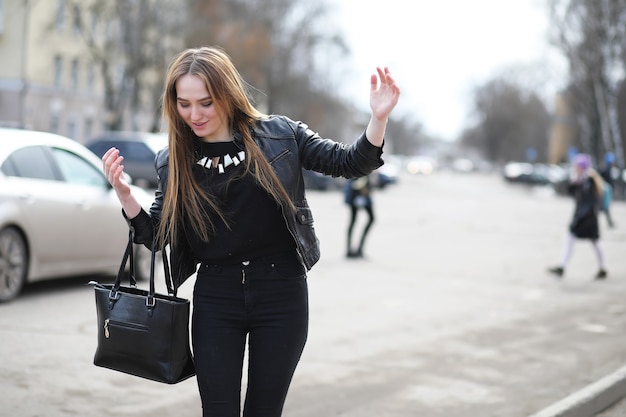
left=366, top=67, right=400, bottom=147
left=102, top=147, right=131, bottom=195
left=102, top=147, right=142, bottom=218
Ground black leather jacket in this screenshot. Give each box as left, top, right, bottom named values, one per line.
left=127, top=115, right=384, bottom=290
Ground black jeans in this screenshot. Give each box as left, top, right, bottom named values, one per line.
left=192, top=254, right=309, bottom=417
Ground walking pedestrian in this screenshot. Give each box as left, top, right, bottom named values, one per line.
left=101, top=45, right=400, bottom=417
left=548, top=153, right=607, bottom=279
left=344, top=175, right=374, bottom=258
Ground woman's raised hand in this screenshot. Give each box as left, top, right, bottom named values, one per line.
left=370, top=67, right=400, bottom=121
left=365, top=67, right=400, bottom=147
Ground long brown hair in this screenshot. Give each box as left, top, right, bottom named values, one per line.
left=158, top=46, right=295, bottom=247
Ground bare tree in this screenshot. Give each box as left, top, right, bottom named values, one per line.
left=185, top=0, right=354, bottom=138
left=549, top=0, right=626, bottom=166
left=383, top=116, right=426, bottom=156
left=462, top=77, right=551, bottom=164
left=69, top=0, right=185, bottom=131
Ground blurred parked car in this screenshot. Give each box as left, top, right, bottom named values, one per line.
left=376, top=156, right=402, bottom=187
left=86, top=131, right=168, bottom=189
left=503, top=162, right=567, bottom=186
left=503, top=162, right=541, bottom=184
left=451, top=158, right=475, bottom=173
left=373, top=166, right=398, bottom=189
left=376, top=172, right=396, bottom=188
left=406, top=156, right=436, bottom=175
left=302, top=169, right=333, bottom=191
left=0, top=128, right=154, bottom=302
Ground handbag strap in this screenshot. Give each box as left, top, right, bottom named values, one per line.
left=149, top=234, right=177, bottom=297
left=162, top=246, right=176, bottom=296
left=109, top=229, right=177, bottom=304
left=128, top=230, right=136, bottom=287
left=112, top=230, right=136, bottom=290
left=109, top=229, right=140, bottom=304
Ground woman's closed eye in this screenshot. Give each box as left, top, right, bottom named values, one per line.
left=179, top=101, right=213, bottom=109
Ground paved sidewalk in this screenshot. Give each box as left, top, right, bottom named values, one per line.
left=2, top=172, right=625, bottom=417
left=300, top=173, right=626, bottom=417
left=529, top=365, right=626, bottom=417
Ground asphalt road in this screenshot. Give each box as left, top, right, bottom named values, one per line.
left=1, top=171, right=625, bottom=417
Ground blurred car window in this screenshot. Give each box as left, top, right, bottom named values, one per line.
left=86, top=141, right=113, bottom=157
left=122, top=141, right=156, bottom=162
left=2, top=146, right=57, bottom=180
left=52, top=148, right=109, bottom=187
left=86, top=132, right=167, bottom=189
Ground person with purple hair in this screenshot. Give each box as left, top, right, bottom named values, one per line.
left=548, top=153, right=608, bottom=279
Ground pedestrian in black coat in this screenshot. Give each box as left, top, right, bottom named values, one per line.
left=548, top=153, right=607, bottom=279
left=344, top=175, right=374, bottom=258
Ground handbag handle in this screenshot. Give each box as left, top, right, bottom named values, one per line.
left=109, top=230, right=177, bottom=307
left=161, top=245, right=176, bottom=296
left=147, top=234, right=178, bottom=301
left=109, top=230, right=137, bottom=301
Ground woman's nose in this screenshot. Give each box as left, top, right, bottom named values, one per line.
left=190, top=106, right=202, bottom=120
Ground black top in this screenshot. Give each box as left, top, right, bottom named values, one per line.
left=186, top=140, right=296, bottom=264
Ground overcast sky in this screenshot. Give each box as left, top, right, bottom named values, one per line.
left=333, top=0, right=568, bottom=141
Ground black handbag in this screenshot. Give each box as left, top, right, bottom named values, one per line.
left=90, top=231, right=195, bottom=384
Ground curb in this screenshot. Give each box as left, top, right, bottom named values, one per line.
left=528, top=365, right=626, bottom=417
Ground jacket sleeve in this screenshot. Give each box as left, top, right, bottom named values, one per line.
left=123, top=208, right=154, bottom=249
left=290, top=117, right=384, bottom=178
left=122, top=148, right=168, bottom=249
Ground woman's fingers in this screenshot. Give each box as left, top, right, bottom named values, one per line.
left=370, top=66, right=400, bottom=119
left=101, top=147, right=125, bottom=185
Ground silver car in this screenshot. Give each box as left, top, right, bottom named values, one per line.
left=0, top=127, right=155, bottom=302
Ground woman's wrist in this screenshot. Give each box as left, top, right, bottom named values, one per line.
left=116, top=191, right=142, bottom=219
left=365, top=116, right=387, bottom=147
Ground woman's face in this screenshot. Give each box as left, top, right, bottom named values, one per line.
left=176, top=73, right=230, bottom=142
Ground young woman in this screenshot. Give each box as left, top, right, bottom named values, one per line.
left=548, top=153, right=608, bottom=280
left=102, top=46, right=400, bottom=417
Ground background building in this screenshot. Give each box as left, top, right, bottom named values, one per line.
left=0, top=0, right=109, bottom=142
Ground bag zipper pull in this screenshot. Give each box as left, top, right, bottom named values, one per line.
left=104, top=319, right=110, bottom=338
